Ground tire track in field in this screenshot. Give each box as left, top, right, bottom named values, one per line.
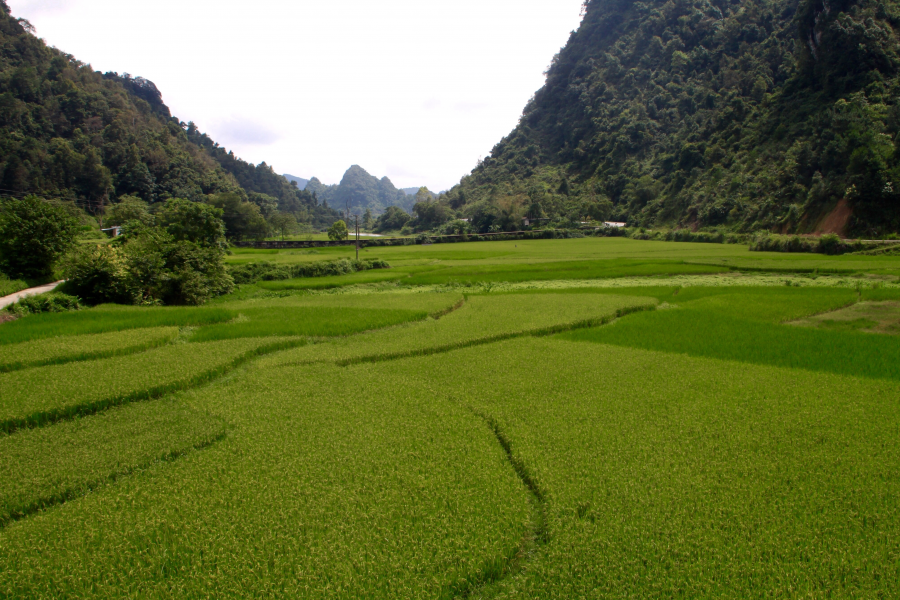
left=0, top=429, right=227, bottom=530
left=445, top=408, right=549, bottom=599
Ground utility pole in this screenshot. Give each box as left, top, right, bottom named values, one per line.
left=355, top=215, right=360, bottom=261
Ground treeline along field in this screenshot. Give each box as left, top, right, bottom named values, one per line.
left=1, top=237, right=900, bottom=597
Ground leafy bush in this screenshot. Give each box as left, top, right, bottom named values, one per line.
left=327, top=220, right=349, bottom=241
left=60, top=245, right=132, bottom=305
left=229, top=259, right=390, bottom=285
left=4, top=293, right=81, bottom=317
left=0, top=196, right=80, bottom=279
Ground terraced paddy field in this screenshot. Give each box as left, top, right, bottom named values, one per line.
left=2, top=237, right=900, bottom=597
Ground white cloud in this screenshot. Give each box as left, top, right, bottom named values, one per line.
left=8, top=0, right=585, bottom=190
left=210, top=116, right=283, bottom=147
left=8, top=0, right=71, bottom=16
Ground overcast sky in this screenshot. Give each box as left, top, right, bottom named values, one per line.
left=9, top=0, right=584, bottom=191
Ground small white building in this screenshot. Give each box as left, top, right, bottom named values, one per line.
left=603, top=222, right=627, bottom=228
left=101, top=226, right=124, bottom=237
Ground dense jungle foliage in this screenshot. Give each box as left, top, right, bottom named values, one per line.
left=441, top=0, right=900, bottom=237
left=0, top=1, right=339, bottom=230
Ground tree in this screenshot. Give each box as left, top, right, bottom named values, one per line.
left=269, top=211, right=298, bottom=241
left=155, top=198, right=225, bottom=247
left=0, top=196, right=79, bottom=279
left=374, top=206, right=411, bottom=232
left=63, top=226, right=233, bottom=306
left=327, top=220, right=349, bottom=241
left=412, top=198, right=453, bottom=231
left=105, top=196, right=153, bottom=227
left=363, top=208, right=373, bottom=230
left=207, top=193, right=269, bottom=241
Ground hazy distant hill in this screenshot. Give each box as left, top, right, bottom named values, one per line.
left=447, top=0, right=900, bottom=237
left=283, top=175, right=309, bottom=190
left=0, top=0, right=339, bottom=227
left=305, top=166, right=416, bottom=215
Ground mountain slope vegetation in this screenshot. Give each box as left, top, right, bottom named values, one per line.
left=0, top=1, right=338, bottom=228
left=447, top=0, right=900, bottom=237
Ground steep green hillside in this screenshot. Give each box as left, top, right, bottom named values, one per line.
left=449, top=0, right=900, bottom=237
left=0, top=1, right=338, bottom=227
left=306, top=165, right=416, bottom=216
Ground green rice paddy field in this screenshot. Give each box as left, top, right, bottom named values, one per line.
left=2, top=238, right=900, bottom=597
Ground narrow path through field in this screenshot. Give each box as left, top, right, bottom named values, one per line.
left=0, top=281, right=63, bottom=309
left=454, top=408, right=548, bottom=599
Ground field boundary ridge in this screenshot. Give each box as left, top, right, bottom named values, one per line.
left=0, top=338, right=305, bottom=436
left=328, top=303, right=657, bottom=368
left=0, top=330, right=181, bottom=374
left=0, top=428, right=227, bottom=529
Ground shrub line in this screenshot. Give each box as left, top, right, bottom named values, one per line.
left=0, top=339, right=305, bottom=436
left=0, top=332, right=180, bottom=374
left=0, top=429, right=227, bottom=529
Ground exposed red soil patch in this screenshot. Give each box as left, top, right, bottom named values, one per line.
left=815, top=198, right=852, bottom=237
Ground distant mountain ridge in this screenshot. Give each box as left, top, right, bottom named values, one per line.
left=298, top=166, right=420, bottom=215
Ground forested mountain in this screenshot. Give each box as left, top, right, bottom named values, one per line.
left=306, top=165, right=416, bottom=215
left=0, top=1, right=339, bottom=228
left=447, top=0, right=900, bottom=237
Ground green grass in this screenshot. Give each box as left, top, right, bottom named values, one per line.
left=0, top=337, right=302, bottom=433
left=0, top=305, right=236, bottom=345
left=189, top=307, right=437, bottom=341
left=0, top=277, right=28, bottom=298
left=4, top=237, right=900, bottom=596
left=223, top=236, right=880, bottom=269
left=227, top=237, right=900, bottom=289
left=0, top=360, right=533, bottom=598
left=383, top=338, right=900, bottom=597
left=5, top=331, right=900, bottom=596
left=264, top=293, right=657, bottom=368
left=0, top=398, right=226, bottom=526
left=255, top=268, right=410, bottom=290
left=558, top=287, right=900, bottom=381
left=400, top=259, right=730, bottom=286
left=190, top=292, right=464, bottom=341
left=0, top=327, right=180, bottom=372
